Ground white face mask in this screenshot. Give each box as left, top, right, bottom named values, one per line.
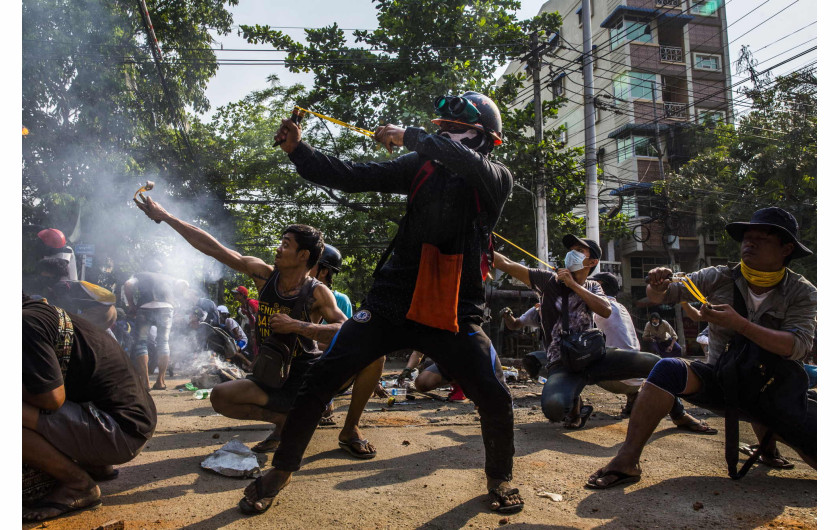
left=563, top=249, right=587, bottom=272
left=652, top=321, right=660, bottom=327
left=438, top=128, right=487, bottom=151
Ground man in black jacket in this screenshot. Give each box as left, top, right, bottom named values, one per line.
left=239, top=92, right=521, bottom=515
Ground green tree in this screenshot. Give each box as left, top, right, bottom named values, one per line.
left=231, top=0, right=622, bottom=286
left=22, top=0, right=238, bottom=279
left=660, top=48, right=816, bottom=281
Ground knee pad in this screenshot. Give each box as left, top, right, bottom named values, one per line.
left=645, top=358, right=688, bottom=396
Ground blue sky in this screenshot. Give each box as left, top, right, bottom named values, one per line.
left=201, top=0, right=818, bottom=117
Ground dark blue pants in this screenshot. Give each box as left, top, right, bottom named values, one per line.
left=526, top=349, right=687, bottom=421
left=271, top=310, right=514, bottom=481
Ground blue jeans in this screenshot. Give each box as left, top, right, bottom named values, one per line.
left=131, top=307, right=174, bottom=359
left=526, top=349, right=687, bottom=421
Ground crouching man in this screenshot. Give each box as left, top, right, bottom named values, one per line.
left=586, top=207, right=816, bottom=489
left=22, top=298, right=157, bottom=522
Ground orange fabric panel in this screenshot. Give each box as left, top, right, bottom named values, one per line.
left=406, top=244, right=463, bottom=333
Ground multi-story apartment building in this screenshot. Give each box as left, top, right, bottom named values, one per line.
left=502, top=0, right=734, bottom=349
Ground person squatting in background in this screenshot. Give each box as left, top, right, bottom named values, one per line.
left=22, top=298, right=157, bottom=522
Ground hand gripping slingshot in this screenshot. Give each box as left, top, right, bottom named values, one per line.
left=133, top=180, right=160, bottom=224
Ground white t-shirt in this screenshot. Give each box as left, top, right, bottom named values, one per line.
left=594, top=297, right=641, bottom=350
left=519, top=306, right=541, bottom=330
left=595, top=297, right=644, bottom=387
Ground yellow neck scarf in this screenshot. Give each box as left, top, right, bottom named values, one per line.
left=740, top=261, right=785, bottom=287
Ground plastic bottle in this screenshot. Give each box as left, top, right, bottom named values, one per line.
left=193, top=389, right=211, bottom=399
left=389, top=388, right=407, bottom=396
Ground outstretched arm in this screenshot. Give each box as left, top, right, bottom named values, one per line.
left=135, top=197, right=273, bottom=286
left=493, top=251, right=533, bottom=288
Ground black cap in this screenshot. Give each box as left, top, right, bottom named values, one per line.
left=562, top=234, right=602, bottom=260
left=590, top=271, right=620, bottom=297
left=725, top=207, right=811, bottom=260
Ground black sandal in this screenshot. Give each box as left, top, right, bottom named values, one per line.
left=238, top=475, right=278, bottom=515
left=488, top=486, right=524, bottom=514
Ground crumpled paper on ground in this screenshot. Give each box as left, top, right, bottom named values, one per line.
left=536, top=490, right=563, bottom=502
left=200, top=439, right=263, bottom=478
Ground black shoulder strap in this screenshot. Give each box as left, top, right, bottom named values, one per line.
left=290, top=277, right=319, bottom=321
left=561, top=284, right=570, bottom=336
left=373, top=160, right=436, bottom=277
left=722, top=278, right=769, bottom=480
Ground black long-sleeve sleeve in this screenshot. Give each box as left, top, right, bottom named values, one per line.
left=288, top=141, right=417, bottom=195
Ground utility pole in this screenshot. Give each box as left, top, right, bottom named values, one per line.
left=652, top=79, right=685, bottom=348
left=581, top=0, right=600, bottom=272
left=529, top=32, right=550, bottom=269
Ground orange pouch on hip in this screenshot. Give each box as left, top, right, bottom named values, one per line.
left=406, top=243, right=463, bottom=333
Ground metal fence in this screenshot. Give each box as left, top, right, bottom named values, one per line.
left=660, top=45, right=684, bottom=63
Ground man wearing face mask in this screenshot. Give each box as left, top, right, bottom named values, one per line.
left=495, top=235, right=713, bottom=434
left=642, top=312, right=682, bottom=357
left=245, top=91, right=522, bottom=516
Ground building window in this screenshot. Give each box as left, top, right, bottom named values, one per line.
left=697, top=109, right=725, bottom=123
left=693, top=53, right=722, bottom=71
left=577, top=1, right=593, bottom=27
left=630, top=256, right=672, bottom=278
left=551, top=73, right=565, bottom=99
left=613, top=72, right=656, bottom=101
left=609, top=18, right=652, bottom=50
left=617, top=135, right=658, bottom=162
left=690, top=0, right=719, bottom=16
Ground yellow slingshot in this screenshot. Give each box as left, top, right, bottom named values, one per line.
left=673, top=274, right=709, bottom=305
left=293, top=106, right=376, bottom=138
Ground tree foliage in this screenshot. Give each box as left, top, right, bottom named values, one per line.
left=659, top=47, right=816, bottom=281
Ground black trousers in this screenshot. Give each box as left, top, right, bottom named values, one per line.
left=271, top=310, right=515, bottom=481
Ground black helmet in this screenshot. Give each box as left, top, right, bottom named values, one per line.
left=432, top=91, right=503, bottom=146
left=318, top=244, right=342, bottom=273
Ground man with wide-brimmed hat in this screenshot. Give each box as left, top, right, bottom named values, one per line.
left=586, top=207, right=816, bottom=489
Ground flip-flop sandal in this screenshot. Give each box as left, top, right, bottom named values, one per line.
left=318, top=415, right=337, bottom=427
left=252, top=436, right=282, bottom=454
left=564, top=405, right=594, bottom=430
left=238, top=475, right=278, bottom=515
left=738, top=444, right=795, bottom=469
left=585, top=470, right=642, bottom=490
left=338, top=438, right=377, bottom=459
left=676, top=420, right=718, bottom=435
left=22, top=497, right=102, bottom=522
left=488, top=486, right=524, bottom=514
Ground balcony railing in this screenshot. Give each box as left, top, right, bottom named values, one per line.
left=660, top=45, right=684, bottom=63
left=657, top=0, right=682, bottom=7
left=664, top=102, right=688, bottom=120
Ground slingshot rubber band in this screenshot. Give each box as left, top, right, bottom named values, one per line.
left=293, top=106, right=376, bottom=138
left=492, top=231, right=556, bottom=270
